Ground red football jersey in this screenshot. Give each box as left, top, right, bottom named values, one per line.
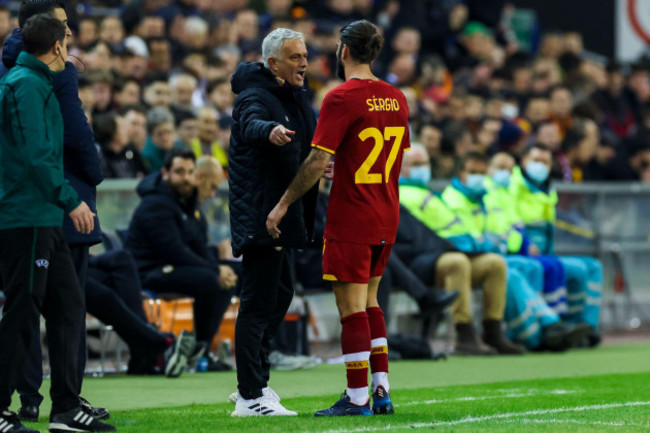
left=312, top=79, right=410, bottom=244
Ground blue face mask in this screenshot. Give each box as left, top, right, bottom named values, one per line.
left=525, top=161, right=550, bottom=183
left=409, top=165, right=432, bottom=185
left=465, top=174, right=485, bottom=192
left=492, top=169, right=511, bottom=188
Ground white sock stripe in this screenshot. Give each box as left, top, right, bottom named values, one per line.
left=343, top=351, right=371, bottom=363
left=73, top=411, right=83, bottom=422
left=371, top=338, right=388, bottom=348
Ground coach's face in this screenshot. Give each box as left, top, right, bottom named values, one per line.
left=270, top=39, right=308, bottom=87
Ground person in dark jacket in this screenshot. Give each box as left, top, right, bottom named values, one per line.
left=0, top=14, right=114, bottom=433
left=94, top=112, right=148, bottom=179
left=228, top=27, right=318, bottom=416
left=0, top=0, right=108, bottom=423
left=125, top=148, right=237, bottom=368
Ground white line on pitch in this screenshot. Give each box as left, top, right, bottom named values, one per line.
left=499, top=418, right=648, bottom=428
left=396, top=389, right=579, bottom=407
left=319, top=401, right=650, bottom=433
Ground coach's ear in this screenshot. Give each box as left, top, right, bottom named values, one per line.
left=267, top=56, right=279, bottom=75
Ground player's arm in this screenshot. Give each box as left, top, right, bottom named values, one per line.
left=266, top=148, right=331, bottom=238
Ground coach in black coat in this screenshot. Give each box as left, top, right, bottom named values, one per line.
left=228, top=29, right=319, bottom=406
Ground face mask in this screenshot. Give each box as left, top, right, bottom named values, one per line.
left=492, top=169, right=511, bottom=188
left=525, top=161, right=550, bottom=183
left=501, top=103, right=519, bottom=120
left=335, top=43, right=346, bottom=81
left=409, top=165, right=431, bottom=185
left=465, top=174, right=485, bottom=192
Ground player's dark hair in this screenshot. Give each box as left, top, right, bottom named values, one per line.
left=339, top=20, right=383, bottom=64
left=163, top=148, right=196, bottom=171
left=19, top=0, right=64, bottom=28
left=23, top=13, right=66, bottom=57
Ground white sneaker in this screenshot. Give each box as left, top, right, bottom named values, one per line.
left=228, top=386, right=281, bottom=404
left=230, top=394, right=297, bottom=417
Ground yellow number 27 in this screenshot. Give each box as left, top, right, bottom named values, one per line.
left=355, top=126, right=405, bottom=184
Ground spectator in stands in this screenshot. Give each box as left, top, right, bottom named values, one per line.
left=195, top=156, right=225, bottom=203
left=191, top=106, right=228, bottom=169
left=174, top=109, right=199, bottom=149
left=125, top=148, right=238, bottom=371
left=113, top=77, right=141, bottom=109
left=86, top=249, right=196, bottom=377
left=561, top=118, right=599, bottom=182
left=98, top=15, right=124, bottom=47
left=142, top=106, right=176, bottom=172
left=121, top=105, right=148, bottom=153
left=95, top=112, right=148, bottom=179
left=0, top=5, right=12, bottom=44
left=511, top=144, right=603, bottom=346
left=147, top=36, right=172, bottom=74
left=592, top=62, right=637, bottom=138
left=549, top=85, right=574, bottom=138
left=86, top=68, right=114, bottom=115
left=143, top=73, right=172, bottom=108
left=207, top=77, right=235, bottom=117
left=170, top=73, right=198, bottom=113
left=399, top=145, right=522, bottom=355
left=76, top=16, right=97, bottom=49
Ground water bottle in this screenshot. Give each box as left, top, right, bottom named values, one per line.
left=197, top=357, right=209, bottom=372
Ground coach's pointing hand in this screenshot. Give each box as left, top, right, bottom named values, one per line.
left=266, top=202, right=288, bottom=239
left=69, top=201, right=96, bottom=234
left=269, top=124, right=295, bottom=146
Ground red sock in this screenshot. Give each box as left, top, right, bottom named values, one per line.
left=367, top=306, right=389, bottom=374
left=340, top=311, right=371, bottom=390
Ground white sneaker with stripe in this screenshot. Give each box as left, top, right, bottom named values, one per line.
left=49, top=407, right=115, bottom=432
left=228, top=386, right=281, bottom=404
left=231, top=394, right=297, bottom=417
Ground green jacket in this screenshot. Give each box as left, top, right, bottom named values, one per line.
left=398, top=179, right=479, bottom=252
left=0, top=52, right=80, bottom=229
left=441, top=178, right=501, bottom=253
left=484, top=177, right=525, bottom=254
left=510, top=166, right=557, bottom=254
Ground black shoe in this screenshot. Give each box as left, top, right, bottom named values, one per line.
left=454, top=323, right=497, bottom=356
left=164, top=330, right=197, bottom=378
left=542, top=322, right=592, bottom=352
left=50, top=407, right=115, bottom=432
left=0, top=410, right=39, bottom=432
left=79, top=397, right=110, bottom=421
left=417, top=290, right=460, bottom=317
left=205, top=351, right=233, bottom=372
left=587, top=328, right=602, bottom=347
left=188, top=341, right=208, bottom=369
left=482, top=320, right=526, bottom=355
left=17, top=405, right=38, bottom=423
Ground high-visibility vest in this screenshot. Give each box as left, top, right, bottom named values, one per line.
left=484, top=177, right=524, bottom=254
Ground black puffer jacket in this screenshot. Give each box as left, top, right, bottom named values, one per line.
left=228, top=62, right=318, bottom=256
left=394, top=205, right=458, bottom=264
left=125, top=173, right=216, bottom=273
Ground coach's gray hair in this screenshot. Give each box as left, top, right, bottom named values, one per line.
left=262, top=28, right=305, bottom=69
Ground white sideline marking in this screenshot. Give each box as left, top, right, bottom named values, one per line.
left=319, top=401, right=650, bottom=433
left=396, top=389, right=578, bottom=407
left=501, top=418, right=648, bottom=428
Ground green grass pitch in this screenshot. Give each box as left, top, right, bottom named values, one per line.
left=12, top=343, right=650, bottom=432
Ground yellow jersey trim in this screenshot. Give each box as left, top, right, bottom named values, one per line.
left=312, top=144, right=335, bottom=155
left=323, top=273, right=338, bottom=281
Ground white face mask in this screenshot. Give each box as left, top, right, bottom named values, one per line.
left=465, top=174, right=485, bottom=191
left=409, top=165, right=432, bottom=185
left=492, top=169, right=511, bottom=187
left=525, top=161, right=550, bottom=183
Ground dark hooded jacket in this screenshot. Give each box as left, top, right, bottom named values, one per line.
left=228, top=62, right=318, bottom=256
left=125, top=173, right=215, bottom=273
left=1, top=28, right=103, bottom=245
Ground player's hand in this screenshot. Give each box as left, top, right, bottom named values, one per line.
left=266, top=202, right=288, bottom=239
left=269, top=125, right=295, bottom=146
left=69, top=201, right=95, bottom=234
left=528, top=243, right=541, bottom=256
left=323, top=161, right=334, bottom=180
left=218, top=265, right=238, bottom=289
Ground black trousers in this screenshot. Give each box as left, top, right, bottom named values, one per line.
left=0, top=227, right=84, bottom=415
left=16, top=244, right=88, bottom=408
left=236, top=246, right=294, bottom=400
left=377, top=253, right=430, bottom=322
left=142, top=265, right=234, bottom=344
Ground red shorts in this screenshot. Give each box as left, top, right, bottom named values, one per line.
left=322, top=238, right=393, bottom=284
